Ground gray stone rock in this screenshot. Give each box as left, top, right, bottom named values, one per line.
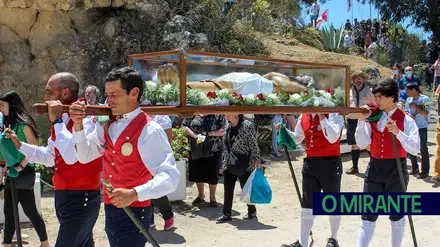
left=102, top=17, right=120, bottom=39
left=5, top=0, right=33, bottom=8
left=0, top=8, right=38, bottom=39
left=0, top=25, right=31, bottom=74
left=164, top=15, right=194, bottom=34
left=29, top=10, right=76, bottom=55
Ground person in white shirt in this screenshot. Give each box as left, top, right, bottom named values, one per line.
left=69, top=67, right=180, bottom=247
left=280, top=112, right=344, bottom=247
left=309, top=0, right=320, bottom=27
left=355, top=78, right=420, bottom=247
left=343, top=31, right=355, bottom=48
left=346, top=71, right=374, bottom=175
left=6, top=72, right=102, bottom=247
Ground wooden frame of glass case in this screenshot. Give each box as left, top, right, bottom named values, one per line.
left=33, top=49, right=368, bottom=117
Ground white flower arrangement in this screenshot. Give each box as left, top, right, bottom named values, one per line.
left=142, top=81, right=346, bottom=107
left=288, top=93, right=302, bottom=105
left=243, top=94, right=257, bottom=105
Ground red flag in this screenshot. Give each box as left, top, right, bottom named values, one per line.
left=347, top=0, right=352, bottom=12
left=316, top=9, right=328, bottom=27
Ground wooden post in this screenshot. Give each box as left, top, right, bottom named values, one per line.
left=179, top=50, right=187, bottom=108
left=345, top=67, right=351, bottom=107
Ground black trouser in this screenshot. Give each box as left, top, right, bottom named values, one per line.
left=151, top=196, right=174, bottom=222
left=223, top=169, right=256, bottom=216
left=54, top=190, right=100, bottom=247
left=408, top=127, right=430, bottom=173
left=362, top=157, right=409, bottom=222
left=302, top=156, right=342, bottom=208
left=3, top=177, right=48, bottom=244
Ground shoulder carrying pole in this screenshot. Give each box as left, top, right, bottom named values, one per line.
left=10, top=177, right=23, bottom=247
left=390, top=134, right=418, bottom=247
left=284, top=146, right=314, bottom=247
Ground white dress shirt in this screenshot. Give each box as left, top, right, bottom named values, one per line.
left=19, top=113, right=96, bottom=167
left=152, top=115, right=172, bottom=130
left=72, top=107, right=179, bottom=202
left=355, top=107, right=420, bottom=156
left=286, top=113, right=344, bottom=144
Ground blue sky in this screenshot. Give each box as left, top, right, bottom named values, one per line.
left=300, top=0, right=432, bottom=40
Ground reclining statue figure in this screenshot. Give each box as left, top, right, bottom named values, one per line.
left=155, top=64, right=333, bottom=95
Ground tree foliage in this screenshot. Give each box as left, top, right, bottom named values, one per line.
left=361, top=0, right=440, bottom=40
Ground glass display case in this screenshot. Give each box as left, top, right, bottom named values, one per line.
left=129, top=50, right=362, bottom=116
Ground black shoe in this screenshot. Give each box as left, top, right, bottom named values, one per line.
left=409, top=169, right=420, bottom=175
left=416, top=172, right=429, bottom=179
left=192, top=197, right=205, bottom=206
left=346, top=167, right=359, bottom=174
left=243, top=213, right=256, bottom=221
left=431, top=176, right=440, bottom=183
left=209, top=201, right=218, bottom=208
left=281, top=240, right=302, bottom=247
left=326, top=238, right=339, bottom=247
left=216, top=215, right=232, bottom=223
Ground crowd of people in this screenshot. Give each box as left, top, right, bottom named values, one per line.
left=0, top=63, right=438, bottom=247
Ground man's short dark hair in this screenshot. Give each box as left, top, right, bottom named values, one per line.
left=104, top=67, right=144, bottom=102
left=406, top=82, right=420, bottom=93
left=372, top=78, right=399, bottom=103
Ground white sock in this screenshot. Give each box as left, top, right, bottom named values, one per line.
left=299, top=208, right=315, bottom=247
left=357, top=219, right=376, bottom=247
left=391, top=218, right=406, bottom=247
left=329, top=216, right=341, bottom=240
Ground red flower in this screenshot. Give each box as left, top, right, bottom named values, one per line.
left=232, top=92, right=243, bottom=101
left=207, top=92, right=217, bottom=98
left=325, top=88, right=334, bottom=95
left=172, top=136, right=176, bottom=140
left=257, top=93, right=265, bottom=101
left=303, top=90, right=309, bottom=95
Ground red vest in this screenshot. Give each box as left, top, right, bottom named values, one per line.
left=51, top=119, right=102, bottom=191
left=370, top=109, right=407, bottom=159
left=102, top=112, right=153, bottom=207
left=301, top=114, right=341, bottom=157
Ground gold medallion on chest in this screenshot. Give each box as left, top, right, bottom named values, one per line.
left=121, top=142, right=133, bottom=156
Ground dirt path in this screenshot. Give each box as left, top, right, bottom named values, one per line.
left=9, top=130, right=440, bottom=247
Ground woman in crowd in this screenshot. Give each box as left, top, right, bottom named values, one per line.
left=182, top=114, right=227, bottom=207
left=217, top=114, right=260, bottom=223
left=0, top=91, right=50, bottom=247
left=392, top=63, right=404, bottom=83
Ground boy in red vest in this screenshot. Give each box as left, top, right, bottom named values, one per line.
left=6, top=72, right=102, bottom=247
left=355, top=78, right=420, bottom=247
left=69, top=67, right=180, bottom=247
left=280, top=112, right=344, bottom=247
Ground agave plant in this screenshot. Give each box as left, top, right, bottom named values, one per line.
left=318, top=23, right=345, bottom=53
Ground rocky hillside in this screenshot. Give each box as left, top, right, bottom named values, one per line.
left=0, top=0, right=211, bottom=106
left=0, top=0, right=391, bottom=117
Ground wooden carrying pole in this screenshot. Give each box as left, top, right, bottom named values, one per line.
left=32, top=104, right=369, bottom=118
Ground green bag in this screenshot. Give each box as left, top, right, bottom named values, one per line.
left=277, top=123, right=297, bottom=150
left=0, top=133, right=20, bottom=178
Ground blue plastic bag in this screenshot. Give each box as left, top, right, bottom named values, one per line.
left=250, top=168, right=272, bottom=204
left=240, top=168, right=272, bottom=205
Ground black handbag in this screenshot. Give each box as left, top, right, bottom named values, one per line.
left=189, top=135, right=214, bottom=160
left=225, top=127, right=249, bottom=177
